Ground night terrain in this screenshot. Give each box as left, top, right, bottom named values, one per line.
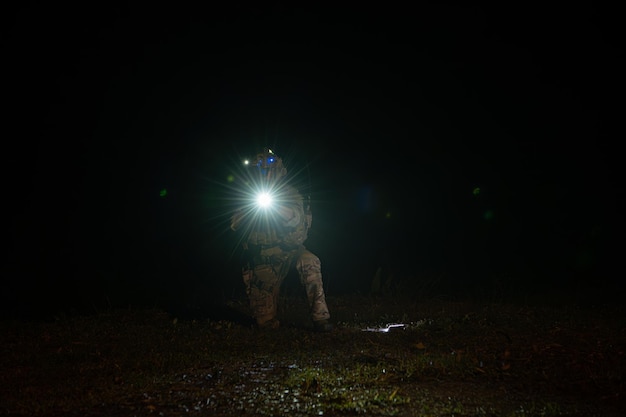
left=2, top=294, right=625, bottom=416
left=3, top=3, right=625, bottom=416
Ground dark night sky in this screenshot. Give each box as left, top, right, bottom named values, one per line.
left=4, top=3, right=625, bottom=315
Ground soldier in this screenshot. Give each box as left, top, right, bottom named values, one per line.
left=230, top=148, right=332, bottom=332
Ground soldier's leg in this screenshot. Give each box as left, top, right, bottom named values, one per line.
left=242, top=267, right=253, bottom=297
left=247, top=264, right=281, bottom=328
left=296, top=250, right=331, bottom=323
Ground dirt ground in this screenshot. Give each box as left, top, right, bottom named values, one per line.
left=1, top=294, right=625, bottom=416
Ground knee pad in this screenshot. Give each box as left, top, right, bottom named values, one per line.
left=297, top=251, right=322, bottom=283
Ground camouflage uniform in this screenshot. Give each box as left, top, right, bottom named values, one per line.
left=230, top=150, right=331, bottom=331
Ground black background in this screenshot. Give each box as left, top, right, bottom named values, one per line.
left=5, top=3, right=624, bottom=317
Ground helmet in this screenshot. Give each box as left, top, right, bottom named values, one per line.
left=246, top=148, right=287, bottom=182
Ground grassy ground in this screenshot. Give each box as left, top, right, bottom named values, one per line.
left=1, top=294, right=625, bottom=416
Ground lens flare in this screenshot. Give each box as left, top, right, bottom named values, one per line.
left=197, top=146, right=318, bottom=262
left=256, top=192, right=273, bottom=208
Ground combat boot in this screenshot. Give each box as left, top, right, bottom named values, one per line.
left=257, top=317, right=280, bottom=330
left=313, top=319, right=334, bottom=332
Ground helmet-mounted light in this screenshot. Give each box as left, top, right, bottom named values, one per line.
left=242, top=148, right=285, bottom=181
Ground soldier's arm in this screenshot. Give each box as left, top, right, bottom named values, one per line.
left=230, top=210, right=245, bottom=231
left=276, top=204, right=301, bottom=227
left=278, top=187, right=306, bottom=227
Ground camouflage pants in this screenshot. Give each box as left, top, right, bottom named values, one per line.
left=242, top=248, right=330, bottom=326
